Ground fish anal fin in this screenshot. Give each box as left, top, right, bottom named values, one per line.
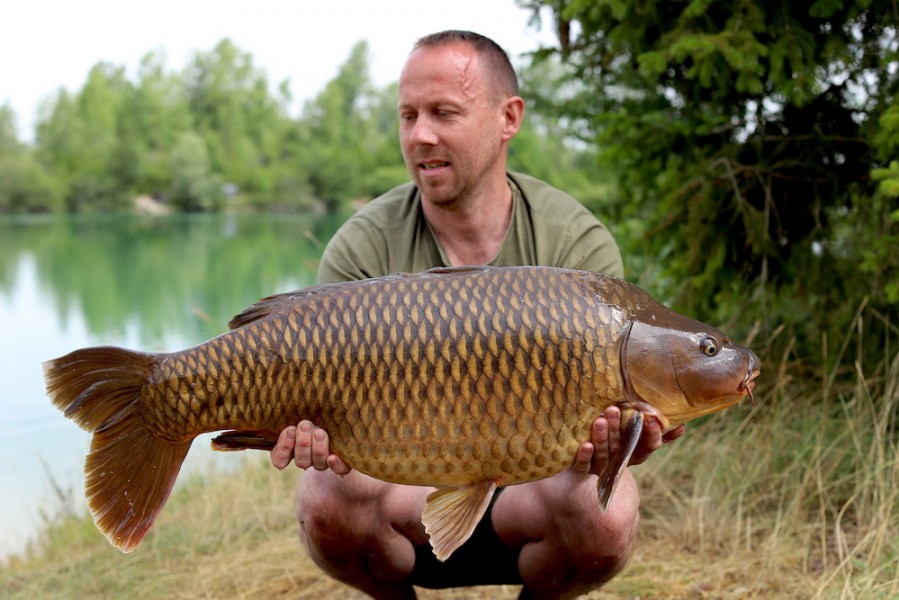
left=597, top=410, right=644, bottom=512
left=211, top=430, right=280, bottom=452
left=421, top=480, right=497, bottom=561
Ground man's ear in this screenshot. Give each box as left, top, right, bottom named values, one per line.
left=500, top=96, right=525, bottom=141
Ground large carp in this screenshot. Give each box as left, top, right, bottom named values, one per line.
left=44, top=266, right=760, bottom=560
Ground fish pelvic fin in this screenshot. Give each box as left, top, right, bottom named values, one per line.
left=421, top=480, right=497, bottom=562
left=597, top=410, right=644, bottom=512
left=43, top=347, right=191, bottom=552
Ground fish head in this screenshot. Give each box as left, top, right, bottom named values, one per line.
left=621, top=310, right=761, bottom=431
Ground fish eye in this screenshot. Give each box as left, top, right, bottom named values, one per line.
left=700, top=337, right=719, bottom=356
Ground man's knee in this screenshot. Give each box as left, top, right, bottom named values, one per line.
left=522, top=473, right=642, bottom=592
left=295, top=472, right=424, bottom=581
left=577, top=515, right=637, bottom=582
left=297, top=499, right=356, bottom=567
left=296, top=472, right=365, bottom=559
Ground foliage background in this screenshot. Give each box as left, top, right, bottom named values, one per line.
left=517, top=0, right=899, bottom=369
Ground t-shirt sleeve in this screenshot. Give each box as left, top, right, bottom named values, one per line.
left=557, top=212, right=624, bottom=278
left=510, top=172, right=625, bottom=278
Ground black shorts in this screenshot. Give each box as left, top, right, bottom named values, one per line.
left=408, top=487, right=524, bottom=588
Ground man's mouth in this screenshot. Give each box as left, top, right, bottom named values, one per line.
left=419, top=161, right=450, bottom=171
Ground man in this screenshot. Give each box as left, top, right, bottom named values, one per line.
left=271, top=30, right=684, bottom=599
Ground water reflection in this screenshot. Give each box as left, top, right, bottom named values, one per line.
left=0, top=213, right=340, bottom=344
left=0, top=213, right=341, bottom=556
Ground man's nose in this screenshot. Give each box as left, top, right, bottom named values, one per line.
left=410, top=116, right=438, bottom=146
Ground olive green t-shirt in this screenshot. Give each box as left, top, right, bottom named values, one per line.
left=317, top=172, right=623, bottom=284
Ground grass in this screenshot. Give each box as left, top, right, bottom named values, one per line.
left=2, top=313, right=897, bottom=599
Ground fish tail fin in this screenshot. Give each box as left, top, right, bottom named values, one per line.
left=43, top=347, right=191, bottom=552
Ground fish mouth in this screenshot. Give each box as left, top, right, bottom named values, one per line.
left=740, top=367, right=762, bottom=404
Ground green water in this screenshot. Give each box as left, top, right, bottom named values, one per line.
left=0, top=212, right=341, bottom=556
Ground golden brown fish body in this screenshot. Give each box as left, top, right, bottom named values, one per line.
left=45, top=266, right=760, bottom=559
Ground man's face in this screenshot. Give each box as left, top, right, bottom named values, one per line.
left=397, top=43, right=510, bottom=206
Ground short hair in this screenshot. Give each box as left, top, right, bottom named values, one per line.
left=413, top=30, right=519, bottom=98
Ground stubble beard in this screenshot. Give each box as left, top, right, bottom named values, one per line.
left=408, top=145, right=502, bottom=209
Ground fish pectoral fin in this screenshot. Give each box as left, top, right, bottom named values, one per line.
left=421, top=480, right=497, bottom=562
left=597, top=411, right=645, bottom=512
left=211, top=430, right=280, bottom=452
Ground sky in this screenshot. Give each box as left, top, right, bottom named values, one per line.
left=0, top=0, right=558, bottom=140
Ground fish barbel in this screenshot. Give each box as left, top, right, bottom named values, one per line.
left=44, top=266, right=760, bottom=560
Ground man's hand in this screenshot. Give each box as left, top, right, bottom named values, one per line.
left=571, top=406, right=686, bottom=475
left=271, top=420, right=352, bottom=475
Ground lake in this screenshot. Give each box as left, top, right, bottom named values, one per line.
left=0, top=212, right=342, bottom=557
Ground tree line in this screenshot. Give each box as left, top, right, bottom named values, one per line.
left=0, top=40, right=404, bottom=214
left=0, top=38, right=602, bottom=216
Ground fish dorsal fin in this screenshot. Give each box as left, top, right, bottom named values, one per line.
left=421, top=265, right=491, bottom=276
left=227, top=273, right=420, bottom=330
left=597, top=410, right=644, bottom=511
left=421, top=480, right=497, bottom=561
left=227, top=282, right=346, bottom=329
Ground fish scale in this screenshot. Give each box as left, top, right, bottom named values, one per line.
left=44, top=265, right=760, bottom=559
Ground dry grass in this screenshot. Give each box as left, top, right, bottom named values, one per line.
left=3, top=315, right=897, bottom=599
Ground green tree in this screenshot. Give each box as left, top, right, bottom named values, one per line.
left=0, top=104, right=67, bottom=214
left=169, top=132, right=225, bottom=211
left=510, top=56, right=612, bottom=213
left=0, top=103, right=23, bottom=157
left=120, top=51, right=194, bottom=197
left=297, top=41, right=400, bottom=213
left=0, top=158, right=66, bottom=213
left=865, top=104, right=899, bottom=302
left=36, top=64, right=133, bottom=211
left=358, top=82, right=408, bottom=200
left=520, top=0, right=899, bottom=357
left=34, top=90, right=79, bottom=204
left=182, top=38, right=294, bottom=202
